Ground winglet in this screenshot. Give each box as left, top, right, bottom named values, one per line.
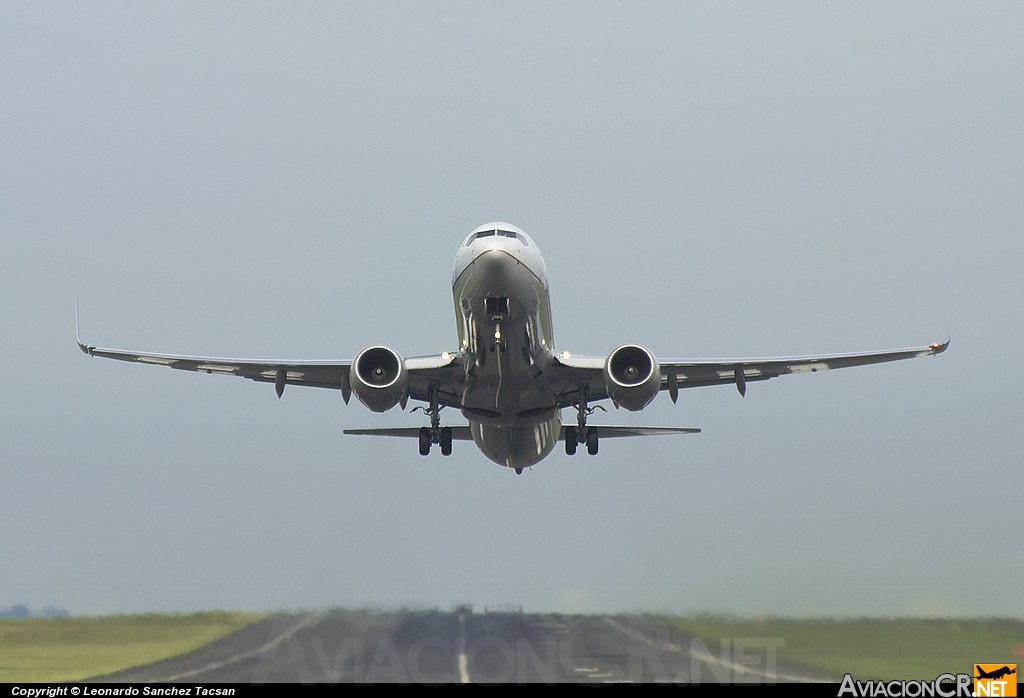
left=931, top=294, right=954, bottom=356
left=76, top=296, right=94, bottom=355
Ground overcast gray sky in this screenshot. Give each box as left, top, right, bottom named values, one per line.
left=2, top=2, right=1021, bottom=618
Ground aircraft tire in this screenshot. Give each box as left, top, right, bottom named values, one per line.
left=418, top=427, right=431, bottom=456
left=440, top=426, right=453, bottom=456
left=586, top=427, right=599, bottom=456
left=565, top=426, right=578, bottom=455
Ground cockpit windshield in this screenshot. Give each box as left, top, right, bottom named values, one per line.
left=465, top=229, right=529, bottom=246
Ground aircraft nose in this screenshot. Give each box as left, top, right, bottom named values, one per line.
left=473, top=247, right=520, bottom=282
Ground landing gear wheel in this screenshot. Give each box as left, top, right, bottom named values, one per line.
left=565, top=426, right=578, bottom=456
left=515, top=468, right=523, bottom=475
left=440, top=426, right=453, bottom=456
left=586, top=427, right=599, bottom=456
left=418, top=427, right=431, bottom=456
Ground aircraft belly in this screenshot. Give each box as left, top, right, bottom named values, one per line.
left=470, top=414, right=561, bottom=469
left=449, top=232, right=566, bottom=469
left=460, top=370, right=557, bottom=428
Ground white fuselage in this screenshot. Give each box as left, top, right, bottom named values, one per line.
left=452, top=223, right=561, bottom=467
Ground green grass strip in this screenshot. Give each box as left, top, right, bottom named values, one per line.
left=0, top=611, right=267, bottom=683
left=666, top=616, right=1024, bottom=680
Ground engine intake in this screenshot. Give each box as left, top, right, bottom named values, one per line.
left=604, top=344, right=661, bottom=411
left=350, top=346, right=408, bottom=412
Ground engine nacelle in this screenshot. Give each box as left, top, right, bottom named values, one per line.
left=604, top=344, right=661, bottom=411
left=350, top=346, right=408, bottom=412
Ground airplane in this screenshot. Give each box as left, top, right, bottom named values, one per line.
left=78, top=221, right=948, bottom=474
left=975, top=666, right=1017, bottom=681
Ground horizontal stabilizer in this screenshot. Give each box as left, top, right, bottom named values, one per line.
left=573, top=425, right=701, bottom=439
left=344, top=425, right=700, bottom=441
left=344, top=427, right=474, bottom=440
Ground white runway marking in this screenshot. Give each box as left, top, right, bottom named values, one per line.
left=157, top=610, right=330, bottom=682
left=603, top=617, right=819, bottom=684
left=458, top=612, right=471, bottom=684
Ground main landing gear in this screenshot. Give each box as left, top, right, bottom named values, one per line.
left=564, top=425, right=599, bottom=456
left=565, top=393, right=604, bottom=456
left=418, top=425, right=452, bottom=456
left=413, top=387, right=452, bottom=457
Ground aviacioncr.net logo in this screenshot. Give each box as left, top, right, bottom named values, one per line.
left=838, top=673, right=973, bottom=697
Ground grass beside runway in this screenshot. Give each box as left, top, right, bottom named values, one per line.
left=3, top=612, right=1020, bottom=683
left=0, top=611, right=267, bottom=682
left=667, top=616, right=1024, bottom=680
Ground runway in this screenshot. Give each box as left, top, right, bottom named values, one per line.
left=92, top=609, right=830, bottom=684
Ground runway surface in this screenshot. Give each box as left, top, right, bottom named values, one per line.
left=92, top=610, right=832, bottom=684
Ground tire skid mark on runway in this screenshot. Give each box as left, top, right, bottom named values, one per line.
left=602, top=617, right=819, bottom=684
left=154, top=611, right=331, bottom=682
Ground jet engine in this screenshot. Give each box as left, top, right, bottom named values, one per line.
left=349, top=346, right=408, bottom=412
left=603, top=344, right=661, bottom=411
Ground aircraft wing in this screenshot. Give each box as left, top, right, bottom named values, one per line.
left=79, top=341, right=349, bottom=389
left=78, top=339, right=462, bottom=404
left=552, top=340, right=949, bottom=407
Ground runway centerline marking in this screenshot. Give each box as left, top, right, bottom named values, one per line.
left=457, top=612, right=470, bottom=684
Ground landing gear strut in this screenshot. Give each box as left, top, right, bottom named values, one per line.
left=565, top=389, right=604, bottom=456
left=413, top=386, right=453, bottom=457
